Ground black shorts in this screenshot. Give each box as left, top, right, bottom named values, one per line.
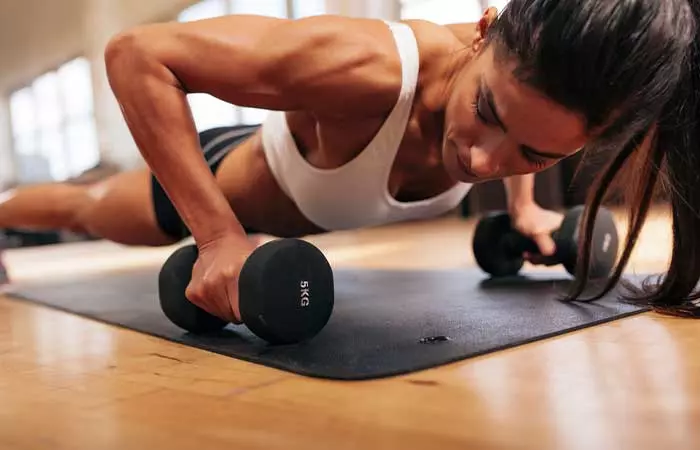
left=151, top=124, right=260, bottom=241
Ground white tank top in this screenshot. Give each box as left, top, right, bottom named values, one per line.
left=261, top=21, right=473, bottom=231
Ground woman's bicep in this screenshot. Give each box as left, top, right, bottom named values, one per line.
left=130, top=15, right=293, bottom=109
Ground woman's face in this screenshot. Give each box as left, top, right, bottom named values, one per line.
left=442, top=43, right=590, bottom=184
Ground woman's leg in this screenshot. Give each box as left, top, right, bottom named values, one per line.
left=77, top=169, right=181, bottom=246
left=0, top=169, right=178, bottom=247
left=0, top=183, right=90, bottom=231
left=0, top=124, right=313, bottom=249
left=0, top=125, right=266, bottom=247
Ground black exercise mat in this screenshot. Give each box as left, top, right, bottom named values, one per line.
left=7, top=268, right=650, bottom=380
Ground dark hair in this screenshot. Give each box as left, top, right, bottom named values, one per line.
left=487, top=0, right=700, bottom=314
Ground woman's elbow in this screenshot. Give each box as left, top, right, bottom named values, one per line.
left=104, top=26, right=158, bottom=85
left=105, top=28, right=140, bottom=69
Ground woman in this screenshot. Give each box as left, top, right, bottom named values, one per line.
left=7, top=0, right=700, bottom=321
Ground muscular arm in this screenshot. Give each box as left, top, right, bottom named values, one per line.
left=105, top=15, right=400, bottom=244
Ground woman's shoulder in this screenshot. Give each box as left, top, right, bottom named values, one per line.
left=400, top=19, right=474, bottom=65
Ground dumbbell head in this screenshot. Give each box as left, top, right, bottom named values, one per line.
left=472, top=205, right=619, bottom=278
left=557, top=205, right=619, bottom=279
left=472, top=212, right=525, bottom=277
left=159, top=245, right=229, bottom=334
left=159, top=239, right=335, bottom=345
left=239, top=239, right=334, bottom=345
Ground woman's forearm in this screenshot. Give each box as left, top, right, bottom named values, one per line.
left=503, top=174, right=536, bottom=213
left=105, top=29, right=245, bottom=244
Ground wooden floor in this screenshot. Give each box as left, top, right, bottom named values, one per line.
left=1, top=206, right=698, bottom=450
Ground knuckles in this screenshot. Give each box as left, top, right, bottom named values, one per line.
left=185, top=266, right=240, bottom=306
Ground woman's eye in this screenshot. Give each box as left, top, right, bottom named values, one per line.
left=521, top=149, right=548, bottom=169
left=473, top=92, right=494, bottom=125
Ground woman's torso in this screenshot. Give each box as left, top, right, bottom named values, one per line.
left=216, top=20, right=471, bottom=236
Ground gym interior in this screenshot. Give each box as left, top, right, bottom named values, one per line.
left=0, top=1, right=696, bottom=449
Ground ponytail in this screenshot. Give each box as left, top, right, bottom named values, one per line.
left=567, top=1, right=700, bottom=315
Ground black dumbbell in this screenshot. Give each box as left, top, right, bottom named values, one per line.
left=472, top=205, right=619, bottom=278
left=158, top=238, right=335, bottom=345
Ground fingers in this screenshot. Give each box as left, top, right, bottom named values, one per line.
left=180, top=234, right=254, bottom=325
left=523, top=252, right=558, bottom=266
left=532, top=233, right=557, bottom=257
left=185, top=275, right=237, bottom=323
left=185, top=282, right=221, bottom=319
left=523, top=234, right=557, bottom=266
left=225, top=277, right=242, bottom=324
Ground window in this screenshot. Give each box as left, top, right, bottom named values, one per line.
left=489, top=0, right=510, bottom=11
left=178, top=0, right=227, bottom=21
left=290, top=0, right=326, bottom=18
left=400, top=0, right=485, bottom=24
left=9, top=57, right=99, bottom=183
left=178, top=0, right=325, bottom=131
left=400, top=0, right=511, bottom=24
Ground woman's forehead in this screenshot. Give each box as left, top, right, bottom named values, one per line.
left=480, top=48, right=590, bottom=156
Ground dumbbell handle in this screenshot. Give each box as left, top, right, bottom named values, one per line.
left=500, top=231, right=559, bottom=260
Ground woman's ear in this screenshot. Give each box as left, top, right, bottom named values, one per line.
left=472, top=7, right=499, bottom=52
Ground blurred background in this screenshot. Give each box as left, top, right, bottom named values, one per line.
left=0, top=0, right=627, bottom=247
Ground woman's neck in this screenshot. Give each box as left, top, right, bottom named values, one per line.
left=415, top=46, right=473, bottom=149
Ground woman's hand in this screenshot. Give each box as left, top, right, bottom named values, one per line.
left=509, top=202, right=564, bottom=265
left=185, top=233, right=259, bottom=323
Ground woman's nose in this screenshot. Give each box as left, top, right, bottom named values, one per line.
left=467, top=144, right=501, bottom=178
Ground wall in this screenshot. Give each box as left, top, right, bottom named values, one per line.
left=0, top=1, right=85, bottom=91
left=0, top=0, right=84, bottom=184
left=325, top=0, right=399, bottom=19
left=0, top=0, right=198, bottom=184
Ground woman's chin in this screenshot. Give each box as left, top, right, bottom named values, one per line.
left=444, top=161, right=479, bottom=184
left=459, top=173, right=483, bottom=184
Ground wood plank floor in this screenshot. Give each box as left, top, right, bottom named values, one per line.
left=1, top=206, right=698, bottom=450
